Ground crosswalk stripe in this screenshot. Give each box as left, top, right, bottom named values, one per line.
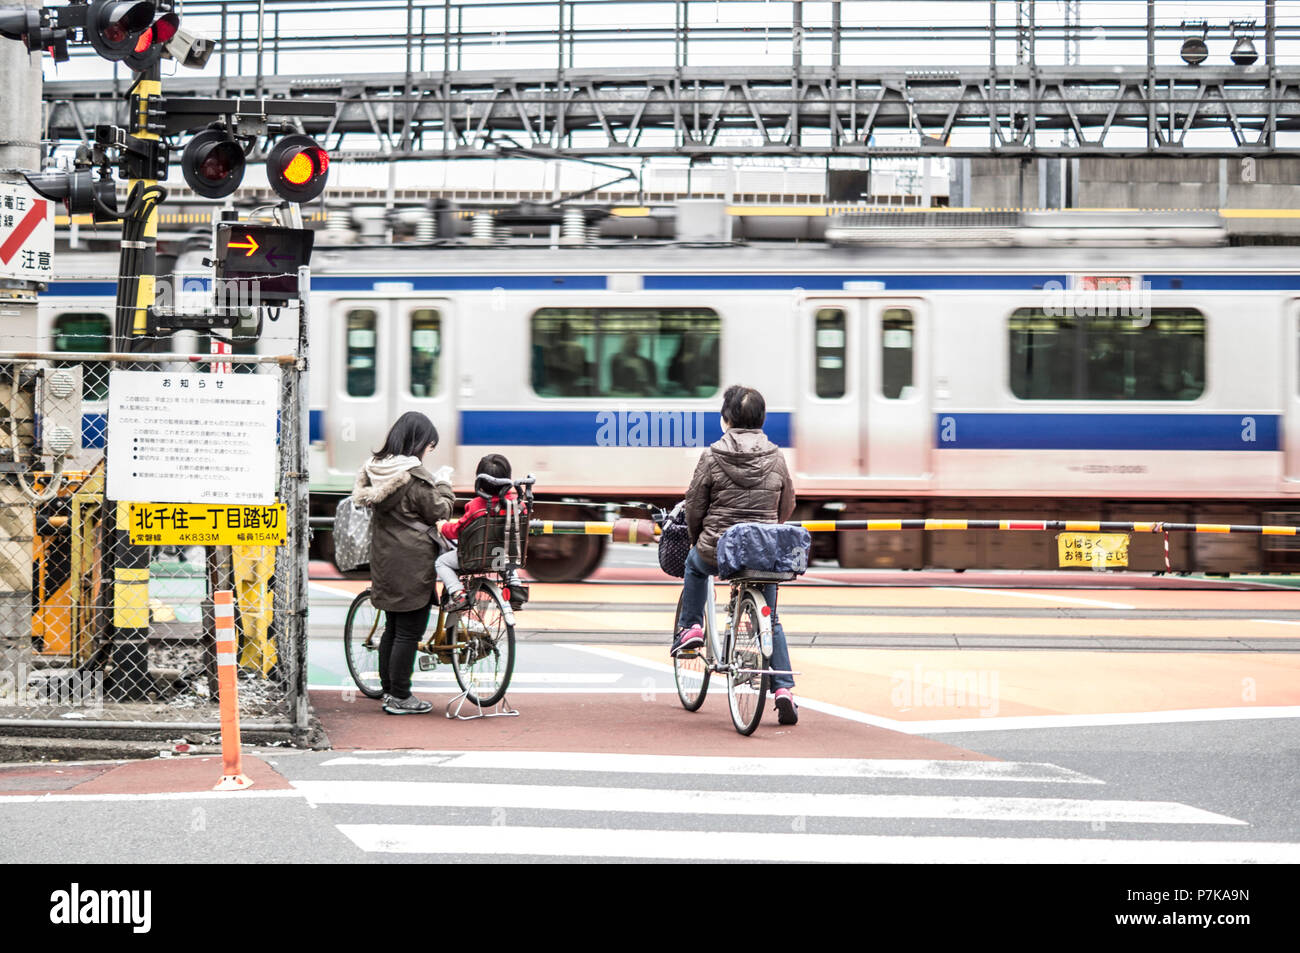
left=317, top=751, right=1101, bottom=783
left=336, top=824, right=1300, bottom=863
left=292, top=780, right=1241, bottom=825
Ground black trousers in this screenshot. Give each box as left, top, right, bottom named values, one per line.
left=378, top=597, right=433, bottom=698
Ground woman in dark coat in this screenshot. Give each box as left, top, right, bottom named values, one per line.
left=674, top=384, right=800, bottom=725
left=351, top=411, right=455, bottom=714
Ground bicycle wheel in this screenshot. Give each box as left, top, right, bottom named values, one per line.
left=726, top=592, right=768, bottom=736
left=451, top=579, right=516, bottom=707
left=672, top=592, right=709, bottom=711
left=343, top=588, right=386, bottom=699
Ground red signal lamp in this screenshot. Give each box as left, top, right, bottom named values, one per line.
left=124, top=12, right=179, bottom=72
left=85, top=0, right=156, bottom=62
left=266, top=135, right=330, bottom=203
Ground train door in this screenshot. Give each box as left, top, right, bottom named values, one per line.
left=328, top=299, right=455, bottom=484
left=331, top=300, right=389, bottom=482
left=797, top=300, right=860, bottom=478
left=389, top=299, right=455, bottom=474
left=796, top=298, right=931, bottom=484
left=863, top=299, right=931, bottom=479
left=1285, top=299, right=1300, bottom=488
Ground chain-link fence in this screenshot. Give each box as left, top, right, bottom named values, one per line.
left=0, top=346, right=310, bottom=738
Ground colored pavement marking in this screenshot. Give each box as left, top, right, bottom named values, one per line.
left=0, top=756, right=291, bottom=797
left=310, top=579, right=1300, bottom=613
left=599, top=644, right=1300, bottom=723
left=309, top=688, right=994, bottom=760
left=486, top=609, right=1300, bottom=640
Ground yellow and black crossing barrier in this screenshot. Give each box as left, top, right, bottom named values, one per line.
left=529, top=517, right=1300, bottom=538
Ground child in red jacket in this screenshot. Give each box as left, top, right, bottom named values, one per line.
left=436, top=453, right=528, bottom=611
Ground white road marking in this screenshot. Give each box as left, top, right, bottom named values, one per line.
left=337, top=825, right=1298, bottom=862
left=934, top=587, right=1136, bottom=609
left=1248, top=618, right=1300, bottom=626
left=293, top=780, right=1241, bottom=824
left=317, top=750, right=1100, bottom=783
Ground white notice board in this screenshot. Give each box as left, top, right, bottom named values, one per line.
left=107, top=371, right=278, bottom=504
left=0, top=183, right=55, bottom=282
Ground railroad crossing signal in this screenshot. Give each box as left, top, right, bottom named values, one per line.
left=265, top=135, right=330, bottom=203
left=84, top=0, right=156, bottom=62
left=181, top=127, right=246, bottom=199
left=215, top=223, right=314, bottom=303
left=122, top=8, right=178, bottom=72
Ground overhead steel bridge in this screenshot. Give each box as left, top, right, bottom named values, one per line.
left=37, top=0, right=1300, bottom=160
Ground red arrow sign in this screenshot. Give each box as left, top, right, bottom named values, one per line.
left=0, top=200, right=48, bottom=265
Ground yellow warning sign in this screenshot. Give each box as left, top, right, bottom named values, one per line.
left=1057, top=532, right=1129, bottom=568
left=128, top=503, right=286, bottom=547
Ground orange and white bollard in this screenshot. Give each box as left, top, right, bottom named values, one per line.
left=212, top=590, right=253, bottom=791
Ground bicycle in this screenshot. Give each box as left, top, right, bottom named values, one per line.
left=343, top=474, right=533, bottom=719
left=670, top=566, right=796, bottom=737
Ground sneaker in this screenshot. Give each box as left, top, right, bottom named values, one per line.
left=505, top=582, right=529, bottom=611
left=383, top=694, right=433, bottom=715
left=671, top=624, right=705, bottom=658
left=773, top=688, right=798, bottom=726
left=443, top=588, right=471, bottom=613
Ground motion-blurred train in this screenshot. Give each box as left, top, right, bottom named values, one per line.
left=23, top=225, right=1300, bottom=578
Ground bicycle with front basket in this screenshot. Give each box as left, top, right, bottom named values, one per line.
left=343, top=474, right=534, bottom=718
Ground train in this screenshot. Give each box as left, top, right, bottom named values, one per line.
left=20, top=230, right=1300, bottom=579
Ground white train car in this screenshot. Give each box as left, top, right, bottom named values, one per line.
left=28, top=240, right=1300, bottom=577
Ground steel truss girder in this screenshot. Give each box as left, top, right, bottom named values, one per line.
left=42, top=66, right=1300, bottom=159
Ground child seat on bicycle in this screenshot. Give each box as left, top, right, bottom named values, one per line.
left=437, top=454, right=531, bottom=611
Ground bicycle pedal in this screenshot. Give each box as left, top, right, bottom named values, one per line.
left=417, top=655, right=436, bottom=671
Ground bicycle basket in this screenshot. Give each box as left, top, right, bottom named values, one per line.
left=657, top=501, right=690, bottom=578
left=457, top=499, right=530, bottom=574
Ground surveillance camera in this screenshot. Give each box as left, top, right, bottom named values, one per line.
left=165, top=25, right=214, bottom=69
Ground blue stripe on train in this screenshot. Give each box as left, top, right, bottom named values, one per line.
left=935, top=413, right=1280, bottom=451
left=46, top=274, right=1300, bottom=297
left=643, top=273, right=1070, bottom=291
left=309, top=408, right=323, bottom=443
left=460, top=410, right=793, bottom=448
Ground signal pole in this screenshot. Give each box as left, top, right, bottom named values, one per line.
left=0, top=0, right=42, bottom=694
left=106, top=57, right=165, bottom=699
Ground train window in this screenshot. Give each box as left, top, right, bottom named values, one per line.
left=881, top=308, right=915, bottom=399
left=409, top=309, right=441, bottom=398
left=1009, top=308, right=1205, bottom=401
left=52, top=313, right=110, bottom=401
left=530, top=308, right=720, bottom=398
left=814, top=309, right=846, bottom=398
left=346, top=309, right=378, bottom=397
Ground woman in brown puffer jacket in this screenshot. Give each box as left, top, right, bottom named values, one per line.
left=675, top=385, right=800, bottom=725
left=352, top=411, right=455, bottom=714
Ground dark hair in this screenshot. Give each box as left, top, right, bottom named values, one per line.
left=475, top=453, right=512, bottom=481
left=375, top=411, right=438, bottom=459
left=721, top=384, right=766, bottom=429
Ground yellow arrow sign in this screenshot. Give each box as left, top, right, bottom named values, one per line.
left=228, top=233, right=260, bottom=257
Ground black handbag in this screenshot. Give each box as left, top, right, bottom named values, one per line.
left=657, top=502, right=690, bottom=578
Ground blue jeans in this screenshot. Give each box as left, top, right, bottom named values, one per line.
left=677, top=547, right=795, bottom=691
